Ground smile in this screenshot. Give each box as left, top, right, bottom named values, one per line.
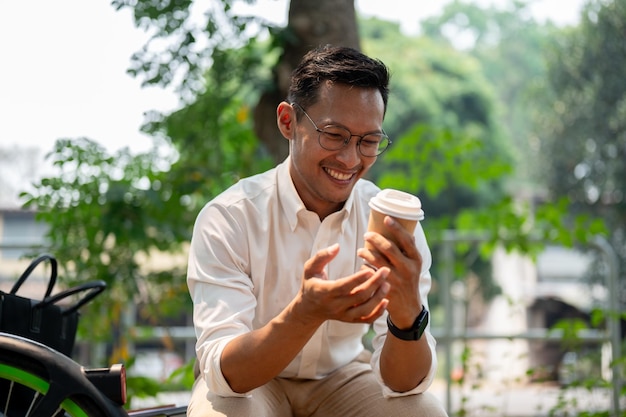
left=324, top=167, right=354, bottom=181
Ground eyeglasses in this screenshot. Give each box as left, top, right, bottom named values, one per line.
left=292, top=103, right=391, bottom=157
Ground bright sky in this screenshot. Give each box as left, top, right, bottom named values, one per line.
left=0, top=0, right=585, bottom=156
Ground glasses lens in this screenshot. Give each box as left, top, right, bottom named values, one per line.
left=359, top=134, right=389, bottom=157
left=318, top=126, right=352, bottom=150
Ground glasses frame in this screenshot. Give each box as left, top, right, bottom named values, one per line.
left=292, top=103, right=391, bottom=157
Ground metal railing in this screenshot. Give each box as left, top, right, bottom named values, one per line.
left=437, top=232, right=622, bottom=415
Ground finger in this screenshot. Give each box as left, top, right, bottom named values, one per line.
left=348, top=267, right=389, bottom=304
left=303, top=243, right=339, bottom=280
left=357, top=246, right=383, bottom=270
left=349, top=280, right=390, bottom=322
left=383, top=217, right=417, bottom=258
left=360, top=233, right=393, bottom=270
left=358, top=298, right=389, bottom=323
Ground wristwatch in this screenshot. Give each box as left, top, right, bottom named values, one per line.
left=386, top=306, right=429, bottom=341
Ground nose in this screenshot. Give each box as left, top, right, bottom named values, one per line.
left=334, top=137, right=362, bottom=166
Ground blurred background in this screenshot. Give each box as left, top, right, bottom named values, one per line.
left=0, top=0, right=624, bottom=415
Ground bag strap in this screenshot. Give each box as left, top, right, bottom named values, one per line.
left=11, top=253, right=58, bottom=298
left=35, top=280, right=107, bottom=315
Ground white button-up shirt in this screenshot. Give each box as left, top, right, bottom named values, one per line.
left=187, top=157, right=437, bottom=398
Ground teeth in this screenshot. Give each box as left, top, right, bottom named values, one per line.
left=326, top=167, right=352, bottom=180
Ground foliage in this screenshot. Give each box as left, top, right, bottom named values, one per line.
left=20, top=42, right=273, bottom=373
left=416, top=4, right=619, bottom=413
left=534, top=313, right=626, bottom=417
left=144, top=38, right=277, bottom=175
left=122, top=357, right=196, bottom=408
left=535, top=0, right=626, bottom=305
left=20, top=139, right=188, bottom=347
left=538, top=0, right=626, bottom=211
left=111, top=0, right=280, bottom=99
left=377, top=124, right=510, bottom=217
left=528, top=3, right=626, bottom=413
left=420, top=0, right=563, bottom=190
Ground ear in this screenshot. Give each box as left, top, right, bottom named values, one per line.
left=277, top=101, right=295, bottom=140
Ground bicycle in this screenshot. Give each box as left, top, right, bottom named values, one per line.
left=0, top=332, right=187, bottom=417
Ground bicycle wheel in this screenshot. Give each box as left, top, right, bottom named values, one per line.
left=0, top=332, right=127, bottom=417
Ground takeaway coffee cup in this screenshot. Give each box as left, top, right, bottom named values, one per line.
left=366, top=189, right=424, bottom=250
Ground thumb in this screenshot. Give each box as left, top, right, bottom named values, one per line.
left=303, top=243, right=340, bottom=280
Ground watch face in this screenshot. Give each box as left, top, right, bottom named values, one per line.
left=416, top=309, right=429, bottom=338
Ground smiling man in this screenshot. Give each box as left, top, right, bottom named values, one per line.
left=187, top=45, right=448, bottom=417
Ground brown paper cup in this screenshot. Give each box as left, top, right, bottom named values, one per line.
left=365, top=189, right=423, bottom=251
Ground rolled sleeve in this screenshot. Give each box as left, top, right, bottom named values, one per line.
left=188, top=203, right=256, bottom=397
left=370, top=331, right=438, bottom=398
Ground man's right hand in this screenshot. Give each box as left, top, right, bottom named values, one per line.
left=294, top=243, right=390, bottom=325
left=221, top=243, right=389, bottom=394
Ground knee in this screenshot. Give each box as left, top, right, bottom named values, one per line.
left=415, top=391, right=448, bottom=417
left=187, top=377, right=258, bottom=417
left=189, top=395, right=259, bottom=417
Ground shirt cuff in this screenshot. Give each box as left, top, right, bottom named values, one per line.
left=371, top=332, right=438, bottom=398
left=198, top=336, right=251, bottom=398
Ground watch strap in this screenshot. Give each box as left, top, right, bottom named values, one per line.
left=387, top=306, right=429, bottom=341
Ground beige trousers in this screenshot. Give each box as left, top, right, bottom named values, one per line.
left=188, top=360, right=448, bottom=417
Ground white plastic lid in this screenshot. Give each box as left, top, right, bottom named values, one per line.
left=368, top=189, right=425, bottom=221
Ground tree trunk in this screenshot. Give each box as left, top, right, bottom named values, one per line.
left=253, top=0, right=360, bottom=162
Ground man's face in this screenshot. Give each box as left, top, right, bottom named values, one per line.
left=288, top=82, right=385, bottom=219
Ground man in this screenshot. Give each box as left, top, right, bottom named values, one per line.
left=187, top=45, right=447, bottom=416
